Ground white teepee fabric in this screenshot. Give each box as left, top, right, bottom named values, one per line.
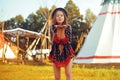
left=74, top=2, right=120, bottom=63
left=0, top=44, right=16, bottom=59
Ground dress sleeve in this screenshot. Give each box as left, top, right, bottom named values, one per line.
left=65, top=25, right=72, bottom=43
left=50, top=25, right=57, bottom=42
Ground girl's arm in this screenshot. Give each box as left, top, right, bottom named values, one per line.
left=66, top=25, right=72, bottom=44
left=49, top=25, right=57, bottom=44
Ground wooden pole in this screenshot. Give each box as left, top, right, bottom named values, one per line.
left=16, top=33, right=19, bottom=62
left=25, top=37, right=29, bottom=49
left=1, top=22, right=5, bottom=62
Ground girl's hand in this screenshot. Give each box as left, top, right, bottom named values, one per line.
left=62, top=25, right=67, bottom=28
left=54, top=25, right=67, bottom=29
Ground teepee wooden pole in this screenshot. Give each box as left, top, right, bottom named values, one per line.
left=1, top=22, right=5, bottom=62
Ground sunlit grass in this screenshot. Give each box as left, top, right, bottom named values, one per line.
left=0, top=61, right=120, bottom=80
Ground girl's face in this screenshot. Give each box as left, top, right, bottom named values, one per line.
left=55, top=11, right=65, bottom=25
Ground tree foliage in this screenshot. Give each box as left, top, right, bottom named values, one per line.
left=36, top=7, right=49, bottom=21
left=85, top=8, right=96, bottom=27
left=5, top=15, right=24, bottom=29
left=65, top=0, right=83, bottom=26
left=24, top=13, right=41, bottom=32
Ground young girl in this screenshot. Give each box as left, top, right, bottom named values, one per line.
left=48, top=8, right=74, bottom=80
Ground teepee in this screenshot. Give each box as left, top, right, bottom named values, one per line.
left=0, top=22, right=16, bottom=61
left=74, top=0, right=120, bottom=63
left=0, top=43, right=16, bottom=60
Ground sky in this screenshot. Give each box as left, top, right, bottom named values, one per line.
left=0, top=0, right=102, bottom=21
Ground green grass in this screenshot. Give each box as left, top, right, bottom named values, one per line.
left=0, top=61, right=120, bottom=80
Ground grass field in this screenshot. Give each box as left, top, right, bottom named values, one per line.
left=0, top=61, right=120, bottom=80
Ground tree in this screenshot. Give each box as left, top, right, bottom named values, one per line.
left=14, top=15, right=24, bottom=28
left=65, top=0, right=83, bottom=26
left=36, top=6, right=56, bottom=26
left=25, top=13, right=41, bottom=32
left=36, top=7, right=49, bottom=21
left=85, top=8, right=96, bottom=27
left=36, top=7, right=51, bottom=32
left=4, top=15, right=24, bottom=29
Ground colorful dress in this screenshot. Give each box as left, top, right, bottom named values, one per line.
left=49, top=25, right=74, bottom=67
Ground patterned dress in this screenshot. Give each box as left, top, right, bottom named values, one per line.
left=49, top=25, right=74, bottom=67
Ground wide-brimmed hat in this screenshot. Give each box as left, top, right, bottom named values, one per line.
left=51, top=8, right=68, bottom=19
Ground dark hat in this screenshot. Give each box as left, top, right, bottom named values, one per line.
left=51, top=8, right=68, bottom=19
